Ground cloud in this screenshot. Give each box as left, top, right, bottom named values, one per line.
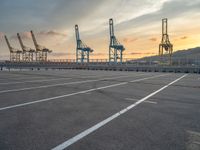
left=51, top=52, right=69, bottom=57
left=1, top=0, right=200, bottom=59
left=123, top=38, right=138, bottom=43
left=43, top=0, right=108, bottom=29
left=38, top=30, right=67, bottom=37
left=91, top=53, right=107, bottom=56
left=0, top=0, right=169, bottom=33
left=180, top=36, right=188, bottom=40
left=0, top=32, right=4, bottom=40
left=149, top=38, right=157, bottom=42
left=21, top=32, right=32, bottom=39
left=118, top=0, right=200, bottom=31
left=9, top=30, right=67, bottom=44
left=10, top=32, right=32, bottom=40
left=128, top=52, right=156, bottom=55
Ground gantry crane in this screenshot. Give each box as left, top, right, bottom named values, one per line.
left=109, top=18, right=125, bottom=64
left=17, top=33, right=35, bottom=62
left=30, top=30, right=52, bottom=62
left=159, top=18, right=173, bottom=65
left=75, top=25, right=94, bottom=63
left=4, top=35, right=22, bottom=62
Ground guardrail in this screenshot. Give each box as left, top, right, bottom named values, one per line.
left=0, top=60, right=199, bottom=73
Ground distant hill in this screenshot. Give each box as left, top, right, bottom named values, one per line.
left=137, top=47, right=200, bottom=61
left=172, top=47, right=200, bottom=58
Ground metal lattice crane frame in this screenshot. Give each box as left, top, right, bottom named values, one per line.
left=159, top=18, right=173, bottom=64
left=4, top=35, right=22, bottom=62
left=30, top=30, right=52, bottom=62
left=109, top=18, right=125, bottom=64
left=17, top=33, right=35, bottom=62
left=75, top=25, right=94, bottom=63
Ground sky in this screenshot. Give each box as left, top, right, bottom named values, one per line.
left=0, top=0, right=200, bottom=60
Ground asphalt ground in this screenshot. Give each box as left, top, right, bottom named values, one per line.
left=0, top=70, right=199, bottom=150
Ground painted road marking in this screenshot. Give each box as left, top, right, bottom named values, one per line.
left=0, top=77, right=72, bottom=85
left=0, top=74, right=167, bottom=111
left=0, top=72, right=110, bottom=83
left=125, top=98, right=157, bottom=104
left=0, top=73, right=123, bottom=84
left=0, top=76, right=50, bottom=81
left=0, top=73, right=147, bottom=94
left=0, top=74, right=112, bottom=84
left=52, top=74, right=187, bottom=150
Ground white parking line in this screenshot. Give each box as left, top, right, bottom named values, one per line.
left=0, top=73, right=103, bottom=83
left=0, top=77, right=72, bottom=85
left=0, top=76, right=50, bottom=81
left=0, top=74, right=167, bottom=111
left=0, top=74, right=103, bottom=84
left=52, top=74, right=187, bottom=150
left=0, top=74, right=117, bottom=85
left=125, top=98, right=157, bottom=104
left=0, top=73, right=147, bottom=94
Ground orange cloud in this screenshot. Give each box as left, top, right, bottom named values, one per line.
left=173, top=36, right=189, bottom=43
left=123, top=38, right=138, bottom=43
left=125, top=52, right=156, bottom=55
left=123, top=38, right=128, bottom=43
left=38, top=30, right=67, bottom=37
left=91, top=53, right=106, bottom=56
left=180, top=36, right=188, bottom=40
left=10, top=32, right=32, bottom=40
left=149, top=38, right=157, bottom=42
left=22, top=32, right=32, bottom=39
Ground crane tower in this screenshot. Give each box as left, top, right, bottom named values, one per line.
left=75, top=25, right=94, bottom=63
left=159, top=18, right=173, bottom=64
left=109, top=18, right=125, bottom=64
left=4, top=35, right=22, bottom=62
left=30, top=30, right=52, bottom=62
left=17, top=33, right=35, bottom=62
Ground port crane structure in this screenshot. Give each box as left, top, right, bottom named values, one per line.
left=4, top=35, right=22, bottom=62
left=30, top=30, right=52, bottom=62
left=159, top=18, right=173, bottom=64
left=17, top=33, right=35, bottom=62
left=109, top=18, right=125, bottom=63
left=75, top=24, right=94, bottom=63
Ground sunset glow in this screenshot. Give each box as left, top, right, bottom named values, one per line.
left=0, top=0, right=200, bottom=60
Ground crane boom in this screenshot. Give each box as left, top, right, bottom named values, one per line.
left=4, top=35, right=13, bottom=52
left=30, top=30, right=52, bottom=62
left=75, top=25, right=81, bottom=50
left=30, top=30, right=40, bottom=51
left=109, top=18, right=125, bottom=63
left=17, top=33, right=35, bottom=51
left=75, top=25, right=80, bottom=41
left=17, top=33, right=25, bottom=51
left=17, top=33, right=35, bottom=62
left=75, top=24, right=93, bottom=63
left=4, top=35, right=22, bottom=62
left=109, top=19, right=114, bottom=39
